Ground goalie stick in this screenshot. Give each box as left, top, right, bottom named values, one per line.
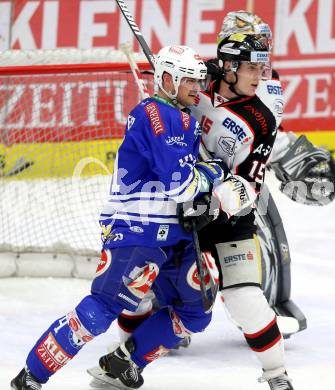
left=116, top=0, right=215, bottom=312
left=119, top=42, right=149, bottom=100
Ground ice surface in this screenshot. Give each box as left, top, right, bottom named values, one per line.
left=1, top=177, right=335, bottom=389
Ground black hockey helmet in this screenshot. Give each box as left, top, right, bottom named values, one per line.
left=217, top=33, right=271, bottom=77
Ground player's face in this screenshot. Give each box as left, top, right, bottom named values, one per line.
left=235, top=62, right=264, bottom=96
left=177, top=77, right=202, bottom=106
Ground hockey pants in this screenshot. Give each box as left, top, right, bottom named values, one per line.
left=26, top=243, right=212, bottom=383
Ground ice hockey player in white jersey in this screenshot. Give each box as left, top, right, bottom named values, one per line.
left=185, top=11, right=333, bottom=390
left=218, top=11, right=334, bottom=204
left=187, top=31, right=296, bottom=389
left=213, top=10, right=334, bottom=327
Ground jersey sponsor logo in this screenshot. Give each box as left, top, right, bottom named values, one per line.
left=179, top=153, right=196, bottom=168
left=144, top=102, right=165, bottom=136
left=253, top=143, right=272, bottom=157
left=223, top=253, right=253, bottom=264
left=186, top=261, right=211, bottom=291
left=218, top=136, right=236, bottom=157
left=36, top=332, right=72, bottom=373
left=170, top=310, right=193, bottom=338
left=194, top=121, right=202, bottom=138
left=273, top=99, right=284, bottom=116
left=157, top=224, right=169, bottom=241
left=127, top=115, right=136, bottom=130
left=222, top=117, right=247, bottom=142
left=127, top=262, right=159, bottom=299
left=103, top=231, right=124, bottom=247
left=266, top=85, right=283, bottom=95
left=117, top=292, right=139, bottom=307
left=67, top=310, right=94, bottom=347
left=101, top=223, right=112, bottom=243
left=165, top=134, right=187, bottom=147
left=95, top=249, right=112, bottom=277
left=244, top=105, right=268, bottom=135
left=247, top=251, right=254, bottom=260
left=129, top=226, right=144, bottom=234
left=180, top=111, right=190, bottom=130
left=144, top=345, right=170, bottom=362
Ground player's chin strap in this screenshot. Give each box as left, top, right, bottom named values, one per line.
left=205, top=59, right=244, bottom=98
left=222, top=71, right=245, bottom=97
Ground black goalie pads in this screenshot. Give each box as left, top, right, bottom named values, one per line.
left=271, top=135, right=335, bottom=206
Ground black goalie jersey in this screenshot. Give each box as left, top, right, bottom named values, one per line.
left=191, top=80, right=277, bottom=193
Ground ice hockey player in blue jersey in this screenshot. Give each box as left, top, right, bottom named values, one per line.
left=10, top=45, right=240, bottom=390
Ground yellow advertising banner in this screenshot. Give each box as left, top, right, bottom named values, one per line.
left=0, top=139, right=122, bottom=179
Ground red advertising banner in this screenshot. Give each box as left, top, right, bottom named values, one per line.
left=0, top=0, right=334, bottom=135
left=0, top=70, right=154, bottom=143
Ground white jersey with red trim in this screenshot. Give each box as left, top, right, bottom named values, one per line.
left=256, top=76, right=284, bottom=129
left=190, top=81, right=277, bottom=192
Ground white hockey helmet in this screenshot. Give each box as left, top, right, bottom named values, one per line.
left=218, top=11, right=272, bottom=50
left=154, top=45, right=207, bottom=101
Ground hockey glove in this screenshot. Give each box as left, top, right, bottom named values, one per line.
left=213, top=175, right=257, bottom=218
left=271, top=135, right=335, bottom=206
left=178, top=194, right=222, bottom=233
left=179, top=175, right=257, bottom=232
left=179, top=158, right=231, bottom=232
left=195, top=159, right=231, bottom=185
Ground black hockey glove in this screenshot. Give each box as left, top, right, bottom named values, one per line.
left=271, top=135, right=335, bottom=206
left=178, top=194, right=224, bottom=233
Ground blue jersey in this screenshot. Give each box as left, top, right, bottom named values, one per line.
left=100, top=97, right=202, bottom=248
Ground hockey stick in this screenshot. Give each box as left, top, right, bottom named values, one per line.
left=116, top=0, right=215, bottom=312
left=115, top=0, right=155, bottom=68
left=120, top=42, right=149, bottom=100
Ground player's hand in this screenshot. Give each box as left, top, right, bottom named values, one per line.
left=212, top=175, right=257, bottom=218
left=178, top=194, right=223, bottom=232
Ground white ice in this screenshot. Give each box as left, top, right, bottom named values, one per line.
left=1, top=178, right=335, bottom=390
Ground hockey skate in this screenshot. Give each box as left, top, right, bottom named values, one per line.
left=259, top=371, right=294, bottom=390
left=88, top=338, right=143, bottom=390
left=173, top=336, right=192, bottom=350
left=10, top=367, right=42, bottom=390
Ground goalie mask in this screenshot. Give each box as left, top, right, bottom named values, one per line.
left=154, top=45, right=207, bottom=102
left=218, top=10, right=273, bottom=52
